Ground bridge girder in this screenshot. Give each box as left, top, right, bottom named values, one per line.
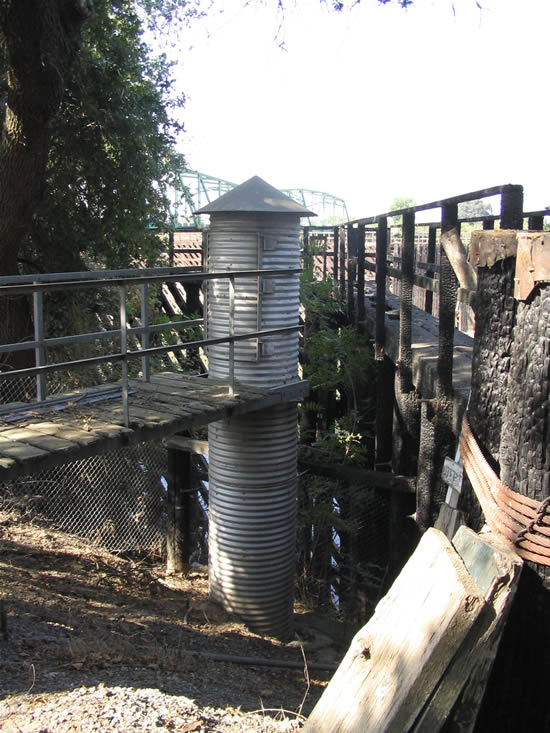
left=169, top=170, right=349, bottom=227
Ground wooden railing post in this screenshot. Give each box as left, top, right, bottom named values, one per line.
left=438, top=203, right=458, bottom=402
left=339, top=226, right=346, bottom=299
left=374, top=217, right=394, bottom=471
left=166, top=446, right=192, bottom=574
left=424, top=225, right=437, bottom=315
left=357, top=224, right=366, bottom=331
left=333, top=226, right=339, bottom=284
left=417, top=203, right=459, bottom=530
left=346, top=224, right=357, bottom=323
left=399, top=211, right=415, bottom=394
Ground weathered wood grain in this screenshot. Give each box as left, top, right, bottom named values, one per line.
left=0, top=374, right=308, bottom=482
left=438, top=528, right=523, bottom=733
left=303, top=528, right=485, bottom=733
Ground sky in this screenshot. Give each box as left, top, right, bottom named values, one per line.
left=171, top=0, right=549, bottom=219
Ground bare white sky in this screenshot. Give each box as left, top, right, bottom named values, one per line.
left=174, top=0, right=549, bottom=218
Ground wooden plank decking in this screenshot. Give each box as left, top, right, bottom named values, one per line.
left=363, top=283, right=474, bottom=429
left=0, top=372, right=309, bottom=482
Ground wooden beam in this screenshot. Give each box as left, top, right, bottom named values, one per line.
left=298, top=457, right=415, bottom=494
left=303, top=529, right=485, bottom=733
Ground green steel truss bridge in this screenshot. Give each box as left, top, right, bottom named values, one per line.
left=169, top=170, right=349, bottom=227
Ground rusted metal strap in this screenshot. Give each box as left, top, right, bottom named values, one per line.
left=460, top=416, right=550, bottom=566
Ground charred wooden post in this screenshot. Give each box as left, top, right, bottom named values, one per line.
left=490, top=237, right=550, bottom=731
left=424, top=225, right=437, bottom=315
left=166, top=444, right=192, bottom=574
left=459, top=219, right=550, bottom=730
left=528, top=214, right=544, bottom=230
left=333, top=226, right=339, bottom=284
left=374, top=217, right=394, bottom=471
left=416, top=204, right=459, bottom=532
left=339, top=226, right=346, bottom=299
left=346, top=224, right=357, bottom=323
left=356, top=224, right=366, bottom=332
left=468, top=185, right=523, bottom=466
left=387, top=211, right=420, bottom=575
left=168, top=230, right=175, bottom=266
left=393, top=211, right=419, bottom=474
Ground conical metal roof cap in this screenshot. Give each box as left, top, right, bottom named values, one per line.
left=194, top=175, right=316, bottom=216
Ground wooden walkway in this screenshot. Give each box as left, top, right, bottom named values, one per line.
left=0, top=372, right=308, bottom=482
left=363, top=283, right=474, bottom=425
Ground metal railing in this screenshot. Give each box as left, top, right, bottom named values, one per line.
left=0, top=265, right=302, bottom=426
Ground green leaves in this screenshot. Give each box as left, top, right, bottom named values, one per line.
left=23, top=0, right=188, bottom=273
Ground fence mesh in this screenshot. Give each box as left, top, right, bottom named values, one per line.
left=0, top=441, right=168, bottom=554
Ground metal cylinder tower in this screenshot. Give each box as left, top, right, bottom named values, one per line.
left=196, top=176, right=314, bottom=639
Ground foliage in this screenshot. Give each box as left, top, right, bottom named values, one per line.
left=389, top=196, right=416, bottom=227
left=19, top=0, right=187, bottom=274
left=458, top=198, right=493, bottom=219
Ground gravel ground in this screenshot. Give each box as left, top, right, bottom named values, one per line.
left=0, top=511, right=347, bottom=732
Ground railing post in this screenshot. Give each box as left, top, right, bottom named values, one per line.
left=374, top=216, right=394, bottom=470
left=339, top=226, right=346, bottom=299
left=528, top=214, right=544, bottom=230
left=438, top=204, right=458, bottom=401
left=346, top=224, right=357, bottom=323
left=228, top=274, right=235, bottom=396
left=399, top=211, right=415, bottom=393
left=357, top=224, right=366, bottom=331
left=303, top=225, right=310, bottom=272
left=120, top=284, right=129, bottom=428
left=140, top=283, right=150, bottom=382
left=418, top=202, right=459, bottom=527
left=333, top=226, right=339, bottom=284
left=375, top=217, right=388, bottom=361
left=33, top=288, right=46, bottom=401
left=500, top=184, right=524, bottom=230
left=424, top=225, right=437, bottom=315
left=168, top=230, right=175, bottom=267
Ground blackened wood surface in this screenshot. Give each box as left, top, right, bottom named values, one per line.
left=468, top=259, right=516, bottom=463
left=499, top=286, right=550, bottom=500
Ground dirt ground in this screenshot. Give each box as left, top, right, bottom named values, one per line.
left=0, top=510, right=348, bottom=731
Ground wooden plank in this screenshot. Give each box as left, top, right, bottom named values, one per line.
left=131, top=389, right=195, bottom=417
left=21, top=421, right=102, bottom=447
left=149, top=373, right=266, bottom=399
left=0, top=455, right=17, bottom=470
left=0, top=434, right=50, bottom=461
left=134, top=380, right=240, bottom=408
left=164, top=436, right=209, bottom=455
left=0, top=427, right=78, bottom=454
left=303, top=528, right=485, bottom=733
left=62, top=414, right=133, bottom=439
left=436, top=528, right=523, bottom=733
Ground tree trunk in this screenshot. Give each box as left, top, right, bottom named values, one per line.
left=0, top=0, right=92, bottom=364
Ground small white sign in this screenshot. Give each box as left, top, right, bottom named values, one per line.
left=442, top=457, right=464, bottom=492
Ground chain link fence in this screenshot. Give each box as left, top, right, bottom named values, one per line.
left=0, top=441, right=168, bottom=554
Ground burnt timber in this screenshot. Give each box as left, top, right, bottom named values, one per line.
left=0, top=373, right=309, bottom=482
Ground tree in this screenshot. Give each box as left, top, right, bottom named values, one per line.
left=389, top=196, right=416, bottom=227
left=26, top=0, right=187, bottom=273
left=0, top=0, right=414, bottom=360
left=458, top=198, right=493, bottom=219
left=0, top=1, right=93, bottom=361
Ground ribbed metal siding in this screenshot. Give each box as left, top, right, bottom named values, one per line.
left=206, top=213, right=300, bottom=387
left=206, top=212, right=300, bottom=640
left=208, top=404, right=297, bottom=638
